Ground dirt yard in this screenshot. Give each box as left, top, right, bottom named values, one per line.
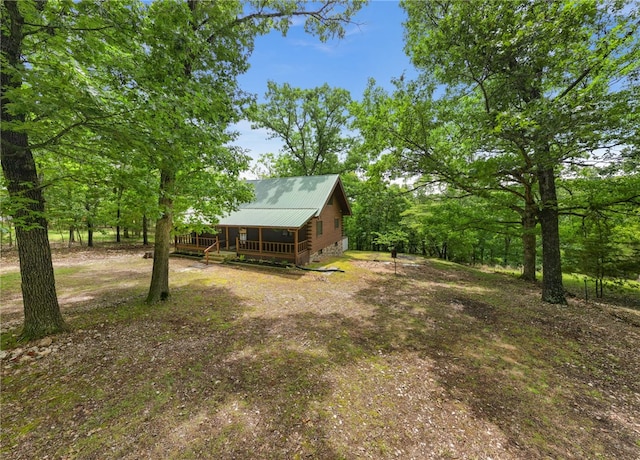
left=1, top=247, right=639, bottom=459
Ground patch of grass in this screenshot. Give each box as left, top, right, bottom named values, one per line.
left=15, top=419, right=40, bottom=437
left=343, top=250, right=392, bottom=261
left=564, top=273, right=640, bottom=308
left=0, top=267, right=83, bottom=296
left=0, top=332, right=19, bottom=350
left=47, top=228, right=154, bottom=246
left=0, top=271, right=22, bottom=292
left=69, top=299, right=157, bottom=329
left=69, top=383, right=171, bottom=458
left=327, top=333, right=366, bottom=363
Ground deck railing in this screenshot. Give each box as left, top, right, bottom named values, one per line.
left=239, top=239, right=308, bottom=255
left=175, top=234, right=308, bottom=263
left=204, top=240, right=220, bottom=265
left=174, top=235, right=219, bottom=253
left=175, top=235, right=309, bottom=254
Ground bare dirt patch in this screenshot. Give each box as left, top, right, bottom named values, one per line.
left=1, top=250, right=639, bottom=459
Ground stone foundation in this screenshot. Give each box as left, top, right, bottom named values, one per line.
left=310, top=238, right=346, bottom=261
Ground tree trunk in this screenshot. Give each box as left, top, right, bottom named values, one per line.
left=146, top=169, right=174, bottom=303
left=515, top=181, right=538, bottom=282
left=1, top=0, right=66, bottom=339
left=115, top=186, right=122, bottom=243
left=87, top=221, right=94, bottom=247
left=537, top=165, right=567, bottom=304
left=521, top=199, right=537, bottom=282
left=503, top=236, right=510, bottom=267
left=521, top=229, right=537, bottom=281
left=69, top=226, right=75, bottom=245
left=1, top=132, right=67, bottom=341
left=85, top=202, right=94, bottom=247
left=143, top=214, right=149, bottom=246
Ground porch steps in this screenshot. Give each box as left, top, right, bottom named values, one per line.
left=203, top=253, right=227, bottom=264
left=170, top=252, right=203, bottom=260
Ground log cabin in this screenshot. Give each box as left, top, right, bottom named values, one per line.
left=174, top=174, right=351, bottom=265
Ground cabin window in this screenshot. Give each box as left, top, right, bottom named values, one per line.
left=316, top=221, right=323, bottom=236
left=334, top=218, right=340, bottom=229
left=239, top=228, right=247, bottom=242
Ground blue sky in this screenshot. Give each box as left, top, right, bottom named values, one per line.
left=233, top=1, right=415, bottom=166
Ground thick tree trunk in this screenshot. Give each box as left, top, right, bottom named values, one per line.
left=13, top=223, right=66, bottom=339
left=146, top=169, right=174, bottom=303
left=1, top=0, right=66, bottom=339
left=1, top=133, right=67, bottom=340
left=537, top=165, right=567, bottom=304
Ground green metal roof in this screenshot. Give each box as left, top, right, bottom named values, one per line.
left=244, top=175, right=340, bottom=211
left=217, top=208, right=317, bottom=229
left=217, top=174, right=348, bottom=229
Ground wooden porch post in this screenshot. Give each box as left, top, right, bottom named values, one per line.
left=294, top=229, right=299, bottom=265
left=259, top=227, right=263, bottom=254
left=225, top=227, right=229, bottom=250
left=196, top=233, right=199, bottom=248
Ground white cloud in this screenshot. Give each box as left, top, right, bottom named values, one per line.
left=289, top=38, right=342, bottom=55
left=345, top=22, right=367, bottom=37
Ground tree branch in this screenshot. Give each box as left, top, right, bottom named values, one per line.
left=556, top=18, right=640, bottom=101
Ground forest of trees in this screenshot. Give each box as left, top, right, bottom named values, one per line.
left=2, top=0, right=638, bottom=339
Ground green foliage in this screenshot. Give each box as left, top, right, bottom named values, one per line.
left=561, top=171, right=640, bottom=280
left=355, top=0, right=640, bottom=301
left=401, top=190, right=527, bottom=265
left=372, top=230, right=409, bottom=253
left=399, top=0, right=639, bottom=204
left=343, top=173, right=412, bottom=251
left=250, top=82, right=357, bottom=177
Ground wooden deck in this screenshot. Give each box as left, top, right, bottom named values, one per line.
left=174, top=234, right=310, bottom=265
left=238, top=239, right=309, bottom=265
